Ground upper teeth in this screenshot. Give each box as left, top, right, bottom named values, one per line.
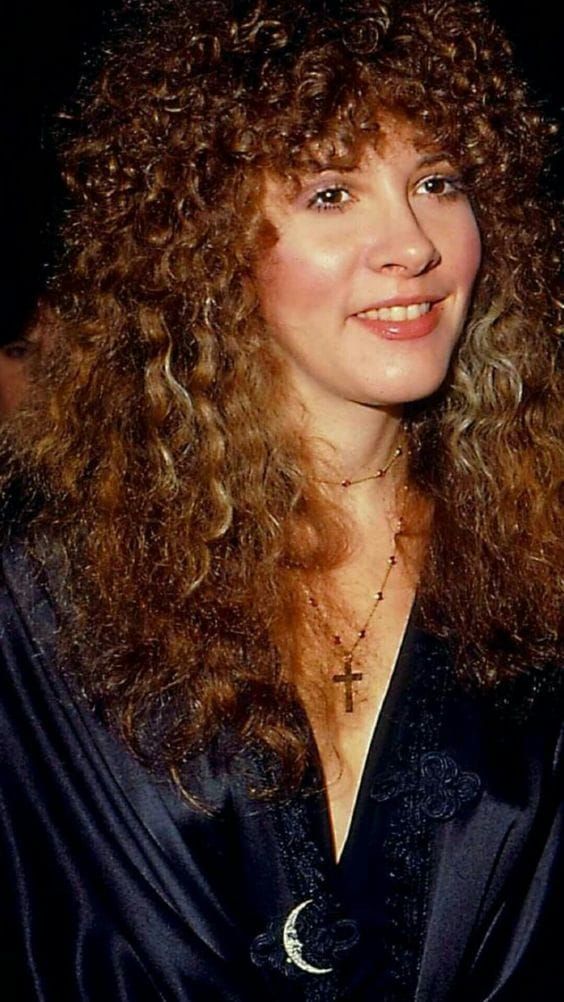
left=358, top=302, right=432, bottom=321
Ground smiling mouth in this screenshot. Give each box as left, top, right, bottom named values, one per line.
left=356, top=301, right=432, bottom=322
left=353, top=299, right=444, bottom=340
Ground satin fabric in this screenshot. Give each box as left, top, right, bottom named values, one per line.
left=1, top=541, right=563, bottom=1000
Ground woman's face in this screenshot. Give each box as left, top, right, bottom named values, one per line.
left=0, top=338, right=33, bottom=419
left=256, top=128, right=481, bottom=414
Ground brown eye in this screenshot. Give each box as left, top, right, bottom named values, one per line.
left=423, top=177, right=447, bottom=194
left=416, top=174, right=463, bottom=197
left=0, top=339, right=32, bottom=360
left=308, top=185, right=352, bottom=211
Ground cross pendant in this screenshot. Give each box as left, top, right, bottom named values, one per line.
left=332, top=654, right=363, bottom=713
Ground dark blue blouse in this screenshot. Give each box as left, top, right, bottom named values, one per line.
left=1, top=542, right=563, bottom=1000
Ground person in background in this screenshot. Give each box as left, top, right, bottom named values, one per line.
left=0, top=337, right=33, bottom=418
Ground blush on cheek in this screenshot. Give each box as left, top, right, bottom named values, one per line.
left=257, top=259, right=305, bottom=325
left=462, top=222, right=482, bottom=285
left=264, top=245, right=343, bottom=315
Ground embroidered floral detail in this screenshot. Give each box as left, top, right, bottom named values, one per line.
left=420, top=751, right=482, bottom=819
left=372, top=634, right=471, bottom=999
left=251, top=898, right=359, bottom=980
left=371, top=750, right=482, bottom=821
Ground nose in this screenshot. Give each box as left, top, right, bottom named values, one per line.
left=364, top=201, right=441, bottom=277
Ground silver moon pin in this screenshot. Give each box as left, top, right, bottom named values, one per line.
left=282, top=898, right=334, bottom=975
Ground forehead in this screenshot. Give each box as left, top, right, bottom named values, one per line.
left=263, top=118, right=448, bottom=195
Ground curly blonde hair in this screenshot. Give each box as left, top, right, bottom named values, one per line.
left=2, top=0, right=562, bottom=785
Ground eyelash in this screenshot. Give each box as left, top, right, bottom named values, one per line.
left=307, top=185, right=353, bottom=212
left=306, top=173, right=465, bottom=212
left=416, top=173, right=465, bottom=199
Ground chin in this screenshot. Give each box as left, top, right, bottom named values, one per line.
left=359, top=366, right=452, bottom=407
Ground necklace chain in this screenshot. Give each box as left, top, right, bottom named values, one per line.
left=306, top=485, right=408, bottom=714
left=318, top=443, right=404, bottom=488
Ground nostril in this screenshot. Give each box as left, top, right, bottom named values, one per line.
left=364, top=234, right=441, bottom=277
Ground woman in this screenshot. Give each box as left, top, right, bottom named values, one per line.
left=0, top=335, right=34, bottom=418
left=0, top=0, right=562, bottom=998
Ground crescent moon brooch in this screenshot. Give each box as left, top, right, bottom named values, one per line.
left=282, top=899, right=334, bottom=975
left=250, top=897, right=360, bottom=980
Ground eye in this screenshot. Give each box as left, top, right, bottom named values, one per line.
left=307, top=185, right=353, bottom=212
left=0, top=340, right=32, bottom=360
left=415, top=174, right=464, bottom=198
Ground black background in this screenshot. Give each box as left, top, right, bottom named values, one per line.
left=2, top=2, right=563, bottom=340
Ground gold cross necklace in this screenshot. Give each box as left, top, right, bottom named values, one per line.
left=307, top=488, right=407, bottom=713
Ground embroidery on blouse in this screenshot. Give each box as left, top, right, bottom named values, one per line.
left=251, top=896, right=359, bottom=987
left=370, top=635, right=469, bottom=1001
left=251, top=633, right=484, bottom=1001
left=371, top=751, right=482, bottom=821
left=249, top=753, right=359, bottom=1001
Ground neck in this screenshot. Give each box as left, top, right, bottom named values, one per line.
left=300, top=397, right=403, bottom=477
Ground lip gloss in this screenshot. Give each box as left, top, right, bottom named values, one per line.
left=353, top=301, right=443, bottom=341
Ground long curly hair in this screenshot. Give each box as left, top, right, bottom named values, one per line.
left=2, top=0, right=562, bottom=786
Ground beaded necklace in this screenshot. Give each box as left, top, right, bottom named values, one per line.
left=318, top=444, right=403, bottom=489
left=307, top=499, right=406, bottom=713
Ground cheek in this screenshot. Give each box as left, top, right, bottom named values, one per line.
left=453, top=215, right=482, bottom=292
left=258, top=237, right=348, bottom=323
left=0, top=361, right=27, bottom=417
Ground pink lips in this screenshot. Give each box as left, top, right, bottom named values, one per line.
left=353, top=301, right=444, bottom=341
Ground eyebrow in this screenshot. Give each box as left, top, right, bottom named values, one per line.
left=287, top=148, right=458, bottom=196
left=306, top=150, right=455, bottom=176
left=415, top=151, right=455, bottom=168
left=304, top=162, right=357, bottom=176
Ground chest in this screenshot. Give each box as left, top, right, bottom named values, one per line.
left=309, top=584, right=415, bottom=859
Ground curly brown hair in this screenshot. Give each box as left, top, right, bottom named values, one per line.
left=2, top=0, right=562, bottom=786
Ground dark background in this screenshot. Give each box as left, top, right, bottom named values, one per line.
left=2, top=2, right=563, bottom=341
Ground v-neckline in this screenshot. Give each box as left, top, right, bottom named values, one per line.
left=315, top=604, right=419, bottom=869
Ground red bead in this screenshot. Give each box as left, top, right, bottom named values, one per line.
left=333, top=634, right=342, bottom=645
left=341, top=479, right=351, bottom=488
left=375, top=591, right=384, bottom=602
left=358, top=628, right=366, bottom=638
left=388, top=555, right=397, bottom=565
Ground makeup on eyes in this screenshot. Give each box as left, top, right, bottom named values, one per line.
left=296, top=151, right=466, bottom=213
